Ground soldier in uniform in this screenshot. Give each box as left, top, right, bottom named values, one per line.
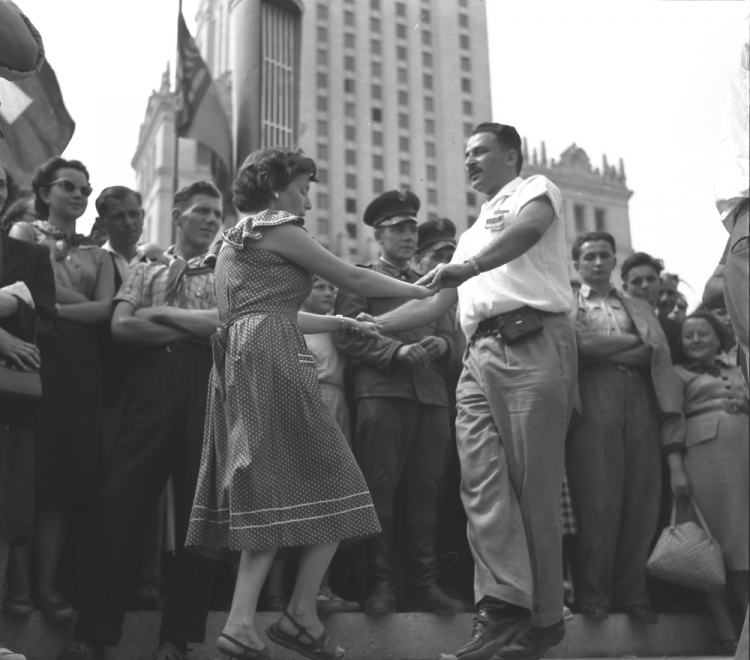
left=334, top=191, right=463, bottom=615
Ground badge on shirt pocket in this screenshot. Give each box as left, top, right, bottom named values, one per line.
left=485, top=210, right=509, bottom=231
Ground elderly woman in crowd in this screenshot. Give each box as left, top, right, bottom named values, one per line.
left=1, top=197, right=37, bottom=235
left=5, top=157, right=113, bottom=622
left=185, top=147, right=434, bottom=660
left=668, top=311, right=749, bottom=655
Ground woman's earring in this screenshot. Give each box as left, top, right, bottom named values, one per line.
left=273, top=192, right=280, bottom=199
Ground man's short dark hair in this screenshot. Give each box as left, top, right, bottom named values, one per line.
left=571, top=231, right=616, bottom=261
left=95, top=186, right=142, bottom=218
left=173, top=181, right=222, bottom=212
left=620, top=251, right=664, bottom=283
left=471, top=122, right=523, bottom=174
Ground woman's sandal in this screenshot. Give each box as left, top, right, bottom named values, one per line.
left=217, top=632, right=273, bottom=660
left=266, top=611, right=344, bottom=660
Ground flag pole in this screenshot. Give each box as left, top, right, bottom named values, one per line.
left=172, top=0, right=183, bottom=243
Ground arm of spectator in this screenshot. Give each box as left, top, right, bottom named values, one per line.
left=57, top=253, right=115, bottom=324
left=135, top=306, right=220, bottom=341
left=602, top=343, right=653, bottom=368
left=419, top=306, right=457, bottom=363
left=375, top=288, right=458, bottom=335
left=0, top=292, right=19, bottom=318
left=576, top=331, right=642, bottom=358
left=666, top=451, right=689, bottom=497
left=111, top=301, right=191, bottom=346
left=296, top=311, right=380, bottom=340
left=0, top=325, right=39, bottom=370
left=54, top=286, right=88, bottom=304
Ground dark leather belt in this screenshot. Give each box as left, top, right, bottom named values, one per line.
left=149, top=340, right=211, bottom=353
left=686, top=402, right=749, bottom=418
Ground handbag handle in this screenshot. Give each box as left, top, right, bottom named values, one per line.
left=671, top=495, right=716, bottom=542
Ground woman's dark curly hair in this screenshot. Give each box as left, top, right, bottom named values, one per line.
left=233, top=148, right=317, bottom=214
left=679, top=310, right=736, bottom=360
left=0, top=166, right=21, bottom=216
left=31, top=156, right=90, bottom=219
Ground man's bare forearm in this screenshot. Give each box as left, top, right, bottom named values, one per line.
left=147, top=307, right=220, bottom=341
left=112, top=316, right=190, bottom=346
left=376, top=288, right=457, bottom=334
left=605, top=344, right=653, bottom=367
left=577, top=332, right=641, bottom=358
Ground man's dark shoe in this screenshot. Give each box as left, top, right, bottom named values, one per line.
left=56, top=641, right=105, bottom=660
left=412, top=585, right=465, bottom=614
left=456, top=607, right=530, bottom=660
left=624, top=605, right=657, bottom=625
left=364, top=582, right=396, bottom=615
left=494, top=618, right=565, bottom=660
left=581, top=603, right=609, bottom=620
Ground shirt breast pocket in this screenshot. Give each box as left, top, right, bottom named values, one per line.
left=685, top=416, right=719, bottom=449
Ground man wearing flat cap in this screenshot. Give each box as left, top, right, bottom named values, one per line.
left=372, top=123, right=577, bottom=660
left=334, top=190, right=463, bottom=615
left=415, top=218, right=457, bottom=274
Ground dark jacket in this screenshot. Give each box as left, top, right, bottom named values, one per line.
left=333, top=259, right=455, bottom=407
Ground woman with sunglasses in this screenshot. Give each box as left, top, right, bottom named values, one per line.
left=6, top=157, right=114, bottom=623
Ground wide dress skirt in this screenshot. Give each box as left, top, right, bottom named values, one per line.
left=186, top=213, right=380, bottom=560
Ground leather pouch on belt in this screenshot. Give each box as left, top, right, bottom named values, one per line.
left=498, top=309, right=544, bottom=343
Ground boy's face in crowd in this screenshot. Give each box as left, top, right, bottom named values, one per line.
left=174, top=194, right=222, bottom=251
left=376, top=221, right=418, bottom=263
left=574, top=240, right=616, bottom=286
left=657, top=282, right=678, bottom=317
left=303, top=280, right=337, bottom=315
left=416, top=245, right=455, bottom=275
left=103, top=194, right=144, bottom=249
left=712, top=307, right=734, bottom=331
left=668, top=296, right=688, bottom=324
left=623, top=265, right=660, bottom=307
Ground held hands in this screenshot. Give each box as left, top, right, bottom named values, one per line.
left=339, top=316, right=382, bottom=340
left=394, top=337, right=447, bottom=367
left=0, top=326, right=40, bottom=371
left=415, top=262, right=474, bottom=290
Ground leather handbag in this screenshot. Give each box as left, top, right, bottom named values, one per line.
left=646, top=495, right=725, bottom=592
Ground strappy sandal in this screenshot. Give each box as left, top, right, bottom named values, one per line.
left=266, top=611, right=344, bottom=660
left=217, top=633, right=273, bottom=660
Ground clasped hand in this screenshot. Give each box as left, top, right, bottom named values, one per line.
left=415, top=262, right=474, bottom=290
left=0, top=326, right=40, bottom=371
left=341, top=318, right=382, bottom=341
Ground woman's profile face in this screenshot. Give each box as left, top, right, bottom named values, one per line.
left=275, top=172, right=312, bottom=218
left=0, top=165, right=8, bottom=210
left=681, top=318, right=721, bottom=364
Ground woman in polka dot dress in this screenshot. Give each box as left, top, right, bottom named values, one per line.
left=186, top=148, right=434, bottom=660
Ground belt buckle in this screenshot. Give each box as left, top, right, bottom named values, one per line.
left=166, top=343, right=175, bottom=353
left=724, top=399, right=739, bottom=414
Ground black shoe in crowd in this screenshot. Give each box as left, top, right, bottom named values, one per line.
left=412, top=584, right=465, bottom=614
left=624, top=605, right=657, bottom=625
left=56, top=641, right=105, bottom=660
left=364, top=582, right=396, bottom=615
left=494, top=618, right=565, bottom=660
left=152, top=640, right=188, bottom=660
left=455, top=605, right=530, bottom=660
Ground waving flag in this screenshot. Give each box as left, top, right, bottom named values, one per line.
left=0, top=61, right=74, bottom=186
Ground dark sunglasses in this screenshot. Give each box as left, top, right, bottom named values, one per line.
left=47, top=178, right=93, bottom=198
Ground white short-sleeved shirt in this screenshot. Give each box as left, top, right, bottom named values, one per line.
left=451, top=175, right=573, bottom=341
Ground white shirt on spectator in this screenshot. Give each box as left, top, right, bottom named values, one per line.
left=304, top=332, right=346, bottom=389
left=452, top=175, right=572, bottom=341
left=101, top=240, right=146, bottom=281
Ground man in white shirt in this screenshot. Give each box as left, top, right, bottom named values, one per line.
left=373, top=123, right=577, bottom=660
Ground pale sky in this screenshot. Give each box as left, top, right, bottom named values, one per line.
left=20, top=0, right=750, bottom=309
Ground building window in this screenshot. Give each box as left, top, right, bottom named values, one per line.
left=371, top=39, right=381, bottom=55
left=317, top=72, right=328, bottom=88
left=373, top=178, right=384, bottom=194
left=467, top=192, right=476, bottom=207
left=400, top=160, right=411, bottom=176
left=372, top=131, right=383, bottom=146
left=344, top=78, right=356, bottom=93
left=399, top=136, right=410, bottom=152
left=346, top=222, right=358, bottom=239
left=371, top=84, right=382, bottom=99
left=373, top=154, right=383, bottom=170
left=461, top=78, right=472, bottom=93
left=397, top=45, right=407, bottom=61
left=423, top=74, right=433, bottom=89
left=316, top=4, right=329, bottom=20
left=370, top=0, right=380, bottom=9
left=371, top=61, right=381, bottom=77
left=317, top=26, right=328, bottom=42
left=460, top=34, right=469, bottom=49
left=425, top=118, right=435, bottom=134
left=428, top=212, right=438, bottom=222
left=461, top=56, right=471, bottom=72
left=398, top=68, right=408, bottom=83
left=427, top=189, right=438, bottom=205
left=345, top=125, right=356, bottom=141
left=396, top=23, right=407, bottom=39
left=398, top=113, right=409, bottom=129
left=422, top=31, right=432, bottom=46
left=370, top=17, right=381, bottom=32
left=424, top=96, right=434, bottom=112
left=317, top=119, right=328, bottom=135
left=421, top=9, right=431, bottom=22
left=396, top=2, right=406, bottom=17
left=427, top=165, right=436, bottom=181
left=317, top=193, right=329, bottom=210
left=463, top=100, right=472, bottom=115
left=317, top=168, right=328, bottom=184
left=459, top=0, right=467, bottom=6
left=345, top=102, right=356, bottom=117
left=345, top=150, right=356, bottom=166
left=318, top=217, right=330, bottom=235
left=422, top=52, right=433, bottom=68
left=459, top=13, right=469, bottom=28
left=316, top=96, right=328, bottom=111
left=343, top=33, right=355, bottom=49
left=344, top=10, right=354, bottom=26
left=574, top=204, right=586, bottom=233
left=426, top=142, right=436, bottom=158
left=463, top=122, right=473, bottom=137
left=346, top=198, right=357, bottom=214
left=398, top=90, right=408, bottom=106
left=346, top=173, right=357, bottom=189
left=400, top=183, right=411, bottom=191
left=345, top=56, right=355, bottom=72
left=317, top=49, right=328, bottom=65
left=317, top=144, right=328, bottom=160
left=595, top=208, right=606, bottom=231
left=371, top=107, right=382, bottom=122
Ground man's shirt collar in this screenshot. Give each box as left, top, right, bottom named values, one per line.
left=579, top=282, right=623, bottom=300
left=482, top=176, right=523, bottom=208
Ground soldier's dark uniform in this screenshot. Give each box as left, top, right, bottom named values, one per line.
left=334, top=191, right=463, bottom=614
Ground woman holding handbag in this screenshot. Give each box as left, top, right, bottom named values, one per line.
left=668, top=311, right=749, bottom=655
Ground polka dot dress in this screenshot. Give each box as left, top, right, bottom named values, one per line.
left=186, top=211, right=380, bottom=560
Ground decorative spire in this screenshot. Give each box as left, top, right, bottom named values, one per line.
left=618, top=157, right=626, bottom=181
left=532, top=148, right=538, bottom=166
left=541, top=141, right=547, bottom=167
left=522, top=137, right=529, bottom=163
left=160, top=62, right=171, bottom=93
left=602, top=154, right=609, bottom=173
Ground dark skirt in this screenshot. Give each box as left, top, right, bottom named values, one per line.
left=0, top=424, right=34, bottom=544
left=35, top=319, right=103, bottom=503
